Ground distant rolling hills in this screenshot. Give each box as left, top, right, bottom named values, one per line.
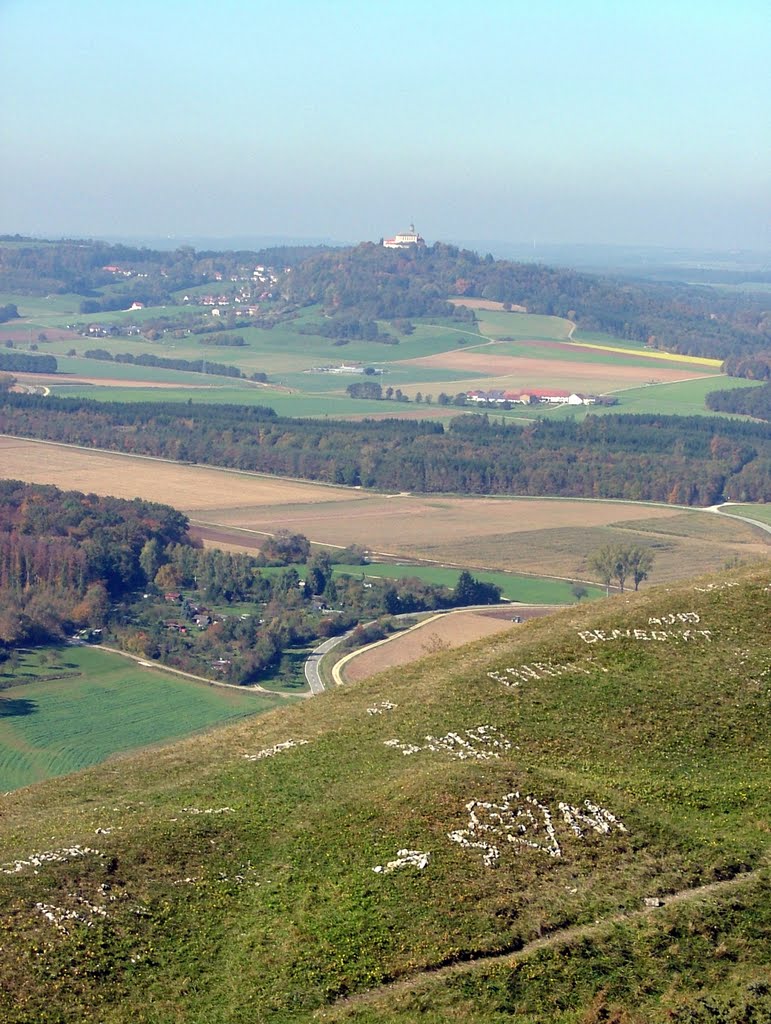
left=1, top=565, right=769, bottom=1023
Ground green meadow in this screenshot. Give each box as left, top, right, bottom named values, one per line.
left=0, top=567, right=768, bottom=1022
left=332, top=563, right=604, bottom=603
left=3, top=291, right=754, bottom=424
left=721, top=503, right=771, bottom=526
left=0, top=646, right=281, bottom=792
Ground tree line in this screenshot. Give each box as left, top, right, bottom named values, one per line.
left=0, top=393, right=768, bottom=503
left=0, top=351, right=58, bottom=373
left=81, top=349, right=264, bottom=380
left=706, top=383, right=771, bottom=421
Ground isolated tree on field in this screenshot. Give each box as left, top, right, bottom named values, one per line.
left=588, top=545, right=619, bottom=595
left=626, top=546, right=654, bottom=590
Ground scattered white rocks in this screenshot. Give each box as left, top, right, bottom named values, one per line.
left=244, top=739, right=310, bottom=760
left=694, top=581, right=739, bottom=592
left=367, top=701, right=398, bottom=715
left=448, top=792, right=627, bottom=867
left=558, top=800, right=628, bottom=838
left=647, top=611, right=701, bottom=625
left=372, top=849, right=431, bottom=874
left=448, top=792, right=560, bottom=866
left=578, top=627, right=713, bottom=644
left=2, top=845, right=102, bottom=875
left=181, top=807, right=234, bottom=815
left=173, top=864, right=258, bottom=887
left=33, top=885, right=117, bottom=933
left=384, top=726, right=512, bottom=762
left=487, top=659, right=607, bottom=688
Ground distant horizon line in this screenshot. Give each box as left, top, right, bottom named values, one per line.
left=4, top=230, right=771, bottom=260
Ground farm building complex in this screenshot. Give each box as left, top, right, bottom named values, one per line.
left=465, top=388, right=598, bottom=406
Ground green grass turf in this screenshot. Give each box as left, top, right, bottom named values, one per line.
left=0, top=292, right=85, bottom=319
left=721, top=504, right=771, bottom=526
left=473, top=310, right=575, bottom=340
left=0, top=567, right=768, bottom=1022
left=48, top=385, right=406, bottom=418
left=0, top=646, right=282, bottom=791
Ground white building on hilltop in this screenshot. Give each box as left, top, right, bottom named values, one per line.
left=383, top=223, right=425, bottom=248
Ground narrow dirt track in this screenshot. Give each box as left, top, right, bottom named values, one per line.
left=319, top=865, right=767, bottom=1017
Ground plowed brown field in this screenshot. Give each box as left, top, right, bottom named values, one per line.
left=341, top=607, right=552, bottom=684
left=398, top=350, right=712, bottom=391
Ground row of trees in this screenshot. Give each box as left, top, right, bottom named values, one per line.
left=82, top=349, right=261, bottom=380
left=2, top=393, right=768, bottom=504
left=706, top=383, right=770, bottom=421
left=0, top=351, right=58, bottom=373
left=588, top=545, right=655, bottom=594
left=298, top=316, right=396, bottom=344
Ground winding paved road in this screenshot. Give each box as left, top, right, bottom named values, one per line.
left=303, top=634, right=347, bottom=694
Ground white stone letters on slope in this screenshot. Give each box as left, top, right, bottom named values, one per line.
left=448, top=792, right=628, bottom=867
left=243, top=739, right=310, bottom=760
left=372, top=849, right=431, bottom=874
left=384, top=725, right=512, bottom=761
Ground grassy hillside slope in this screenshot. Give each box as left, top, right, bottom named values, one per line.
left=0, top=566, right=769, bottom=1023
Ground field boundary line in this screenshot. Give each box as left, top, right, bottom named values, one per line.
left=331, top=613, right=446, bottom=685
left=321, top=863, right=768, bottom=1016
left=330, top=605, right=553, bottom=686
left=605, top=372, right=728, bottom=396
left=96, top=644, right=302, bottom=699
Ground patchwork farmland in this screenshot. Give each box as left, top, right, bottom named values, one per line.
left=0, top=437, right=766, bottom=585
left=3, top=288, right=737, bottom=420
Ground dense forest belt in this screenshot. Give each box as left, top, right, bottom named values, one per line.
left=707, top=380, right=771, bottom=420
left=0, top=393, right=769, bottom=504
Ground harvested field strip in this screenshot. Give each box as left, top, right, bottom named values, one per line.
left=396, top=352, right=715, bottom=392
left=339, top=606, right=554, bottom=684
left=1, top=437, right=765, bottom=586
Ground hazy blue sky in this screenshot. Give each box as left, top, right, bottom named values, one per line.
left=2, top=0, right=769, bottom=249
